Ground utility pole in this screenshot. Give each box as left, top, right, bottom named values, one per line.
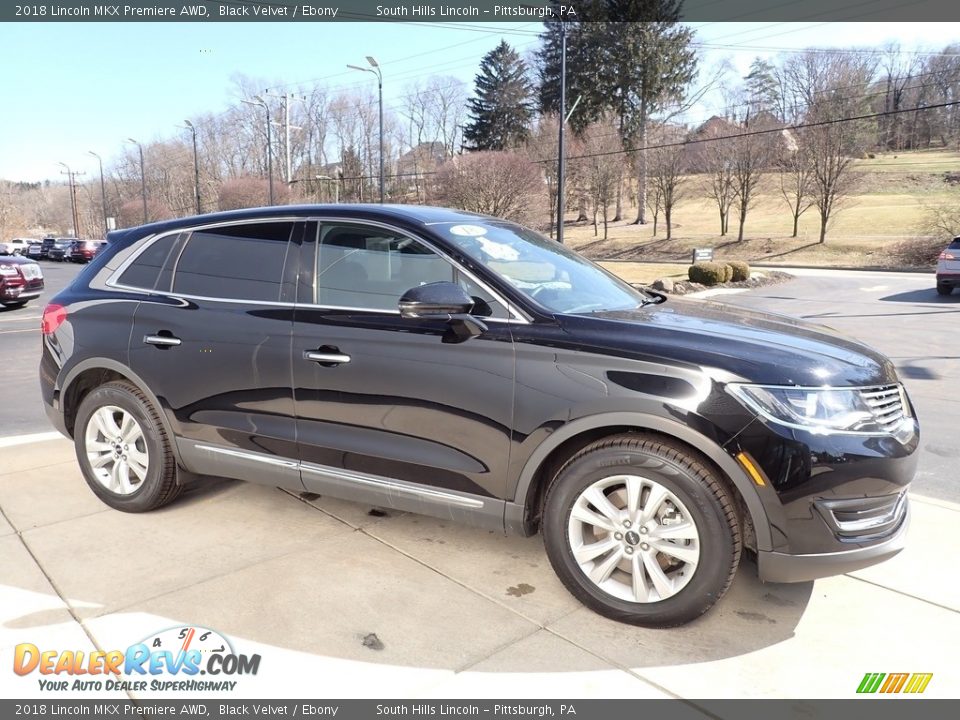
left=348, top=57, right=384, bottom=203
left=265, top=91, right=305, bottom=188
left=180, top=120, right=202, bottom=214
left=87, top=151, right=109, bottom=238
left=242, top=96, right=274, bottom=205
left=57, top=162, right=85, bottom=237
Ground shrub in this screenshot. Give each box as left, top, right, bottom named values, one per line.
left=728, top=261, right=751, bottom=282
left=688, top=262, right=726, bottom=286
left=722, top=264, right=734, bottom=282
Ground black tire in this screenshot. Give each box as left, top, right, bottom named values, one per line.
left=542, top=433, right=741, bottom=627
left=936, top=284, right=953, bottom=296
left=74, top=380, right=182, bottom=512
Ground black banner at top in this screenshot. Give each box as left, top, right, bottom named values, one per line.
left=3, top=0, right=960, bottom=22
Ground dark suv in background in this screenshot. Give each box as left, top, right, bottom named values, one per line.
left=39, top=205, right=918, bottom=627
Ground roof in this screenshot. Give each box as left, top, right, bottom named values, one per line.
left=107, top=204, right=489, bottom=245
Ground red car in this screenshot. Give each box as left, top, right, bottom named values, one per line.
left=69, top=240, right=105, bottom=263
left=0, top=255, right=44, bottom=307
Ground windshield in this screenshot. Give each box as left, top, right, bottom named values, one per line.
left=436, top=220, right=647, bottom=314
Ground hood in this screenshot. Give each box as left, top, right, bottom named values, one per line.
left=558, top=297, right=898, bottom=387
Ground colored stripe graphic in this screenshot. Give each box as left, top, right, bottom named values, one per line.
left=857, top=672, right=932, bottom=694
left=880, top=673, right=909, bottom=693
left=857, top=673, right=885, bottom=693
left=904, top=673, right=933, bottom=694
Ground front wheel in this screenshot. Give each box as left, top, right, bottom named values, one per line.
left=74, top=380, right=182, bottom=512
left=542, top=433, right=741, bottom=627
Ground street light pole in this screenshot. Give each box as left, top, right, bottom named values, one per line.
left=182, top=121, right=202, bottom=214
left=87, top=151, right=109, bottom=238
left=557, top=21, right=567, bottom=244
left=348, top=57, right=384, bottom=203
left=243, top=96, right=274, bottom=205
left=125, top=138, right=148, bottom=224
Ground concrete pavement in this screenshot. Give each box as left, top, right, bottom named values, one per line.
left=1, top=436, right=957, bottom=701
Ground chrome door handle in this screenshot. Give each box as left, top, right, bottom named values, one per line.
left=143, top=334, right=182, bottom=347
left=303, top=350, right=351, bottom=364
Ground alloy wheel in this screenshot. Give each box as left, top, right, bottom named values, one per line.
left=567, top=474, right=701, bottom=603
left=84, top=405, right=149, bottom=495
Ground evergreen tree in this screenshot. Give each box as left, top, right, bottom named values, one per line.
left=743, top=58, right=780, bottom=117
left=463, top=41, right=535, bottom=151
left=537, top=1, right=698, bottom=224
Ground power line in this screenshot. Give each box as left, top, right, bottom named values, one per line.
left=531, top=100, right=960, bottom=164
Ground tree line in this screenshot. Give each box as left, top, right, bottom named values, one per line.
left=2, top=7, right=960, bottom=245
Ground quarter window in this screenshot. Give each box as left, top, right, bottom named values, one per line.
left=314, top=223, right=506, bottom=317
left=118, top=232, right=182, bottom=290
left=172, top=222, right=294, bottom=302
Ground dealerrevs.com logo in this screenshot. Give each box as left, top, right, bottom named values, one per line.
left=13, top=626, right=261, bottom=692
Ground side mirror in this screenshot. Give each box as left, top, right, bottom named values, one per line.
left=398, top=282, right=474, bottom=318
left=398, top=282, right=488, bottom=342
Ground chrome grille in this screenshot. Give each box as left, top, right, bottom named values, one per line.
left=859, top=384, right=908, bottom=433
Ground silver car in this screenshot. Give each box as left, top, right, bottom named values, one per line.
left=936, top=236, right=960, bottom=296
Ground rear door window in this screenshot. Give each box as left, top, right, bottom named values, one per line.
left=118, top=232, right=183, bottom=291
left=172, top=222, right=294, bottom=302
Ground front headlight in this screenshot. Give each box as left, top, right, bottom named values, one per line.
left=728, top=384, right=910, bottom=434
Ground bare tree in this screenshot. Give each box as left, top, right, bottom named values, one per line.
left=526, top=114, right=559, bottom=236
left=778, top=145, right=815, bottom=238
left=647, top=126, right=687, bottom=240
left=437, top=151, right=543, bottom=223
left=700, top=140, right=735, bottom=236
left=581, top=120, right=623, bottom=240
left=802, top=123, right=861, bottom=244
left=730, top=118, right=777, bottom=241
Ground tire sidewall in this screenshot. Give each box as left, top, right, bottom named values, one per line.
left=543, top=444, right=737, bottom=626
left=74, top=385, right=167, bottom=512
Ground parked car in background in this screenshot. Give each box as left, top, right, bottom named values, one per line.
left=26, top=242, right=43, bottom=260
left=47, top=240, right=75, bottom=262
left=936, top=236, right=960, bottom=295
left=40, top=205, right=918, bottom=627
left=40, top=237, right=79, bottom=259
left=0, top=255, right=44, bottom=307
left=0, top=238, right=34, bottom=256
left=70, top=240, right=105, bottom=263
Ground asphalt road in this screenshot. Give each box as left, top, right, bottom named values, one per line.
left=717, top=267, right=960, bottom=505
left=0, top=259, right=80, bottom=437
left=1, top=263, right=956, bottom=503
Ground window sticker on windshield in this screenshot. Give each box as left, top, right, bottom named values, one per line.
left=448, top=224, right=488, bottom=237
left=477, top=237, right=520, bottom=261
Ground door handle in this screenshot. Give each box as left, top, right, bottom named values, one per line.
left=143, top=334, right=182, bottom=347
left=303, top=350, right=351, bottom=365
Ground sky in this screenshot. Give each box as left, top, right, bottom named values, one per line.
left=1, top=20, right=958, bottom=183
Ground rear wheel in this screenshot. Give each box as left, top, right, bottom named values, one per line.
left=74, top=380, right=182, bottom=512
left=542, top=433, right=741, bottom=627
left=937, top=284, right=953, bottom=296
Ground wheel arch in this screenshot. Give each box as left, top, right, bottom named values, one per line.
left=507, top=412, right=772, bottom=552
left=60, top=358, right=187, bottom=473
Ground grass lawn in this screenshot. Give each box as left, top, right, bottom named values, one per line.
left=565, top=148, right=960, bottom=269
left=598, top=262, right=689, bottom=285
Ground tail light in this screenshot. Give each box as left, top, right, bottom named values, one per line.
left=940, top=251, right=956, bottom=260
left=41, top=303, right=67, bottom=335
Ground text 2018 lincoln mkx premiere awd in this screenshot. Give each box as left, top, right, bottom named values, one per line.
left=39, top=205, right=917, bottom=627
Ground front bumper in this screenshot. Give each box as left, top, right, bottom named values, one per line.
left=757, top=499, right=909, bottom=582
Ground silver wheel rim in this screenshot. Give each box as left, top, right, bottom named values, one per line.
left=567, top=474, right=701, bottom=603
left=84, top=405, right=149, bottom=495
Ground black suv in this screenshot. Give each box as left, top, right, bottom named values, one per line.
left=39, top=205, right=917, bottom=627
